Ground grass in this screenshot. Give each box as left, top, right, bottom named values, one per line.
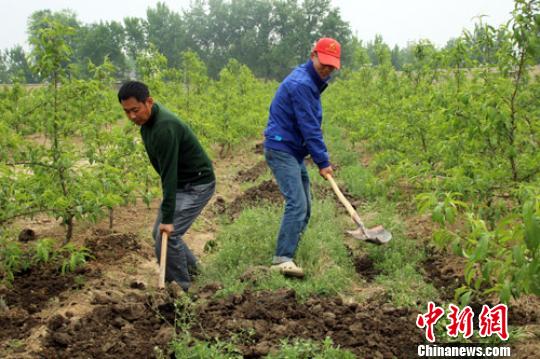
left=267, top=337, right=356, bottom=358
left=353, top=200, right=438, bottom=306
left=198, top=199, right=355, bottom=299
left=166, top=335, right=355, bottom=359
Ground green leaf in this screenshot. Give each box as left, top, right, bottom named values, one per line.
left=432, top=203, right=445, bottom=225
left=464, top=262, right=475, bottom=285
left=523, top=200, right=540, bottom=252
left=512, top=245, right=526, bottom=266
left=459, top=289, right=473, bottom=306
left=474, top=235, right=490, bottom=261
left=499, top=281, right=512, bottom=304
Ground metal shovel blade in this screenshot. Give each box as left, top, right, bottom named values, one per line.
left=346, top=225, right=392, bottom=245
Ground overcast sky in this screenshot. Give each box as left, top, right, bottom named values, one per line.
left=1, top=0, right=516, bottom=50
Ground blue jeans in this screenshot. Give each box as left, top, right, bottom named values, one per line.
left=152, top=181, right=215, bottom=291
left=264, top=149, right=311, bottom=264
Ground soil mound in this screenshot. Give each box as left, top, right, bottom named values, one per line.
left=191, top=288, right=422, bottom=358
left=84, top=230, right=144, bottom=263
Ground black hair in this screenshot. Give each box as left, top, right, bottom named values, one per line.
left=117, top=81, right=150, bottom=103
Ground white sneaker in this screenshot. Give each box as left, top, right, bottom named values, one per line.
left=271, top=261, right=305, bottom=278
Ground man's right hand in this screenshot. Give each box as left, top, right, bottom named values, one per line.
left=159, top=223, right=174, bottom=237
left=319, top=166, right=333, bottom=180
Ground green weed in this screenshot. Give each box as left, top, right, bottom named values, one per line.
left=199, top=200, right=354, bottom=299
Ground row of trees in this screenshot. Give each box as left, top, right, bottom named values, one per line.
left=0, top=14, right=275, bottom=242
left=3, top=0, right=538, bottom=83
left=325, top=0, right=539, bottom=303
left=0, top=0, right=350, bottom=82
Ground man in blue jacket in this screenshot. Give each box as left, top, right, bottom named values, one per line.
left=264, top=37, right=340, bottom=277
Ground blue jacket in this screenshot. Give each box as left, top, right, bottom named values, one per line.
left=264, top=60, right=330, bottom=169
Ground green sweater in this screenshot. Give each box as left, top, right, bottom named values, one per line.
left=141, top=103, right=215, bottom=223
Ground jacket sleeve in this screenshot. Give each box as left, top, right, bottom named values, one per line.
left=289, top=84, right=330, bottom=169
left=154, top=124, right=180, bottom=224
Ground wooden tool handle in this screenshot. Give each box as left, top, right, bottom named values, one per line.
left=158, top=232, right=168, bottom=289
left=325, top=174, right=367, bottom=231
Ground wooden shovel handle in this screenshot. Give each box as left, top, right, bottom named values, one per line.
left=158, top=232, right=168, bottom=289
left=325, top=174, right=367, bottom=232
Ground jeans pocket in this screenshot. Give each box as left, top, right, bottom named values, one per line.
left=189, top=182, right=210, bottom=193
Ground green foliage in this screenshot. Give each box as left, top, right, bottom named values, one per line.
left=60, top=244, right=92, bottom=274
left=322, top=5, right=540, bottom=305
left=33, top=238, right=57, bottom=264
left=416, top=192, right=467, bottom=226
left=0, top=19, right=158, bottom=241
left=0, top=237, right=30, bottom=284
left=168, top=336, right=242, bottom=359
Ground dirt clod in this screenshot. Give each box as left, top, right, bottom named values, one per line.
left=235, top=161, right=268, bottom=182
left=18, top=228, right=37, bottom=242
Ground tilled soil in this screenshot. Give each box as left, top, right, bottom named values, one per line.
left=191, top=288, right=423, bottom=358
left=0, top=264, right=93, bottom=344
left=39, top=289, right=176, bottom=359
left=84, top=230, right=147, bottom=263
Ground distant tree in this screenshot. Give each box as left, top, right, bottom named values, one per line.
left=19, top=0, right=354, bottom=81
left=123, top=17, right=147, bottom=60
left=76, top=21, right=127, bottom=77
left=391, top=45, right=402, bottom=70
left=367, top=34, right=392, bottom=66
left=6, top=46, right=36, bottom=83
left=168, top=0, right=351, bottom=79
left=346, top=37, right=370, bottom=71
left=227, top=0, right=274, bottom=77
left=146, top=2, right=187, bottom=69
left=0, top=51, right=8, bottom=83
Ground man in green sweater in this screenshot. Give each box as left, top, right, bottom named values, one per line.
left=118, top=81, right=216, bottom=292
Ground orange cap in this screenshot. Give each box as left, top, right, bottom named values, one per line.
left=313, top=37, right=341, bottom=69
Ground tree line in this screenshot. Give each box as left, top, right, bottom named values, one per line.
left=0, top=0, right=538, bottom=83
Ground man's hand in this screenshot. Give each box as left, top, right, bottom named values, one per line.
left=159, top=223, right=174, bottom=236
left=319, top=165, right=333, bottom=180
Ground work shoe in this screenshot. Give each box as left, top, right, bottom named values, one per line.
left=271, top=261, right=305, bottom=278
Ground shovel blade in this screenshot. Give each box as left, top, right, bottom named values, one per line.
left=346, top=225, right=392, bottom=245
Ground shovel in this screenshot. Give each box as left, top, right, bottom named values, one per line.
left=326, top=174, right=392, bottom=244
left=158, top=232, right=168, bottom=289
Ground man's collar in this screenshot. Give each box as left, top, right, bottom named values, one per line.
left=145, top=103, right=159, bottom=126
left=306, top=59, right=329, bottom=92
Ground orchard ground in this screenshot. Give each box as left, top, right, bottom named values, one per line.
left=1, top=141, right=539, bottom=358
